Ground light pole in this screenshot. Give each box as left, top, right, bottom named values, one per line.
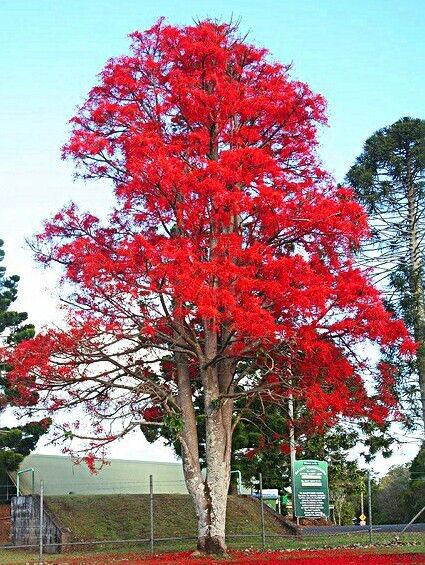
left=288, top=383, right=297, bottom=523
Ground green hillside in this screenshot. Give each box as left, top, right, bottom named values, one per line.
left=46, top=494, right=286, bottom=542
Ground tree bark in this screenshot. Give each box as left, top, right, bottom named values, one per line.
left=196, top=328, right=234, bottom=554
left=175, top=338, right=234, bottom=553
left=175, top=348, right=209, bottom=546
left=179, top=368, right=233, bottom=554
left=198, top=368, right=233, bottom=553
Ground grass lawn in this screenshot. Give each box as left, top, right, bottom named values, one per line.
left=0, top=533, right=423, bottom=564
left=1, top=495, right=423, bottom=564
left=41, top=495, right=424, bottom=554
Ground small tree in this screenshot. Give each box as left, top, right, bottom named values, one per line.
left=373, top=465, right=411, bottom=525
left=5, top=20, right=413, bottom=553
left=0, top=239, right=49, bottom=475
left=346, top=118, right=425, bottom=433
left=408, top=446, right=425, bottom=518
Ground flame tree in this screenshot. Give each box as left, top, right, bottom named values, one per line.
left=4, top=20, right=413, bottom=554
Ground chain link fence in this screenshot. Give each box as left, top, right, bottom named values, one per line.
left=0, top=474, right=424, bottom=564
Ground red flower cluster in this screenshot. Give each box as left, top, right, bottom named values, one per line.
left=54, top=549, right=425, bottom=565
left=3, top=19, right=414, bottom=453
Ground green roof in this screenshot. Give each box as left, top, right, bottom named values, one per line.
left=13, top=454, right=187, bottom=496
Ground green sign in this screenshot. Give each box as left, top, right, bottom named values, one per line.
left=293, top=460, right=329, bottom=518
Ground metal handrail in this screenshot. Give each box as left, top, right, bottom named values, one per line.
left=16, top=468, right=35, bottom=496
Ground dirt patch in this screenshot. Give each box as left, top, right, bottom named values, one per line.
left=0, top=504, right=10, bottom=544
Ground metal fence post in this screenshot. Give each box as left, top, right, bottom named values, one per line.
left=367, top=472, right=373, bottom=545
left=149, top=475, right=154, bottom=554
left=400, top=504, right=425, bottom=535
left=39, top=480, right=44, bottom=564
left=259, top=473, right=265, bottom=548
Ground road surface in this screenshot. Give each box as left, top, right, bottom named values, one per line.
left=302, top=523, right=425, bottom=534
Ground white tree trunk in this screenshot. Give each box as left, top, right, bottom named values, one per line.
left=201, top=405, right=232, bottom=552
left=176, top=345, right=234, bottom=553
left=180, top=402, right=233, bottom=554
left=198, top=352, right=234, bottom=553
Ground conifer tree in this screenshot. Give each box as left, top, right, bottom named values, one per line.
left=347, top=118, right=425, bottom=434
left=0, top=239, right=49, bottom=473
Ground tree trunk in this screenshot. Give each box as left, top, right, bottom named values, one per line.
left=180, top=379, right=233, bottom=554
left=175, top=348, right=209, bottom=548
left=199, top=398, right=233, bottom=553
left=176, top=339, right=234, bottom=553
left=197, top=333, right=234, bottom=554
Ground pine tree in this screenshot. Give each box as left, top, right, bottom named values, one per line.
left=0, top=239, right=49, bottom=473
left=346, top=118, right=425, bottom=434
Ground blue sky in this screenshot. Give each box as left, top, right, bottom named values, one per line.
left=1, top=0, right=424, bottom=466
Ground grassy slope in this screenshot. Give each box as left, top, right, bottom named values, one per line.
left=45, top=494, right=285, bottom=541
left=2, top=496, right=421, bottom=564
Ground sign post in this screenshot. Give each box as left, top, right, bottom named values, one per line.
left=293, top=460, right=329, bottom=519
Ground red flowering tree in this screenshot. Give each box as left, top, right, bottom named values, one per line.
left=4, top=19, right=414, bottom=554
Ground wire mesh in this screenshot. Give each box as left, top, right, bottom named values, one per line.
left=0, top=474, right=423, bottom=565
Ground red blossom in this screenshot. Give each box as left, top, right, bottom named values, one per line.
left=4, top=18, right=415, bottom=459
left=143, top=406, right=163, bottom=422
